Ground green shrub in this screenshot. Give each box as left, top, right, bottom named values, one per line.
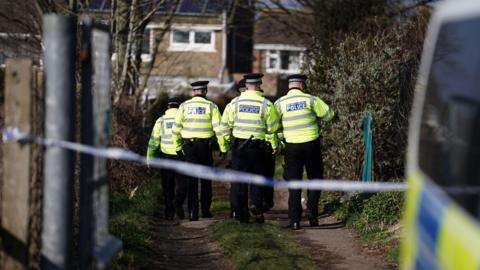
left=307, top=9, right=430, bottom=182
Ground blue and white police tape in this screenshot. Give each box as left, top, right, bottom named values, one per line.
left=3, top=127, right=406, bottom=192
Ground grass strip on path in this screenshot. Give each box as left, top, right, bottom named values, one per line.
left=110, top=177, right=161, bottom=269
left=213, top=217, right=317, bottom=270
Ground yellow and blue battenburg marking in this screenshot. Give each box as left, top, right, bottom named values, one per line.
left=401, top=171, right=480, bottom=270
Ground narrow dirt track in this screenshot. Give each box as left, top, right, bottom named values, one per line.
left=267, top=189, right=395, bottom=270
left=150, top=216, right=233, bottom=270
left=150, top=185, right=393, bottom=270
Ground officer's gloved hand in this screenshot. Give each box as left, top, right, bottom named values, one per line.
left=176, top=150, right=185, bottom=161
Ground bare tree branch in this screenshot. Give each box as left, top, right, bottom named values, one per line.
left=117, top=0, right=138, bottom=103
left=135, top=0, right=180, bottom=103
left=134, top=0, right=168, bottom=32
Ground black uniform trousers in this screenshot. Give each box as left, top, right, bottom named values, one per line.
left=182, top=139, right=213, bottom=216
left=262, top=150, right=276, bottom=212
left=161, top=154, right=185, bottom=218
left=284, top=138, right=324, bottom=223
left=230, top=139, right=265, bottom=222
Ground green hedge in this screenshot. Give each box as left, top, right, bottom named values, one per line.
left=307, top=11, right=430, bottom=181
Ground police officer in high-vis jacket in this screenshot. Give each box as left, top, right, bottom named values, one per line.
left=173, top=81, right=228, bottom=221
left=147, top=97, right=183, bottom=220
left=275, top=74, right=335, bottom=230
left=222, top=73, right=280, bottom=223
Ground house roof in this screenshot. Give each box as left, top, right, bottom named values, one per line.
left=83, top=0, right=231, bottom=16
left=174, top=0, right=231, bottom=15
left=254, top=11, right=313, bottom=47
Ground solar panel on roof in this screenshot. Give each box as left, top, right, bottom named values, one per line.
left=204, top=0, right=224, bottom=14
left=88, top=0, right=111, bottom=10
left=177, top=0, right=207, bottom=14
left=155, top=0, right=229, bottom=15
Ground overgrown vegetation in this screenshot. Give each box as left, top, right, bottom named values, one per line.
left=301, top=1, right=432, bottom=263
left=110, top=177, right=161, bottom=269
left=309, top=9, right=430, bottom=181
left=214, top=221, right=316, bottom=270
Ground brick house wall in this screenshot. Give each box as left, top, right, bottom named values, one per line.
left=146, top=29, right=224, bottom=78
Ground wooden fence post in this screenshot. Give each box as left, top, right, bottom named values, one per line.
left=1, top=59, right=33, bottom=270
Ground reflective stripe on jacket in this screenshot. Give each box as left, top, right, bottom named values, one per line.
left=173, top=96, right=227, bottom=152
left=147, top=107, right=178, bottom=157
left=222, top=90, right=280, bottom=148
left=275, top=89, right=334, bottom=143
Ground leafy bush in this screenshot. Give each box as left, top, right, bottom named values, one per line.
left=307, top=6, right=431, bottom=261
left=307, top=9, right=430, bottom=181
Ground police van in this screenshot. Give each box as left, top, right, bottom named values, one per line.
left=401, top=0, right=480, bottom=269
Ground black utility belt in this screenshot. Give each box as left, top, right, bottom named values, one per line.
left=234, top=137, right=264, bottom=143
left=232, top=137, right=268, bottom=150
left=183, top=137, right=213, bottom=143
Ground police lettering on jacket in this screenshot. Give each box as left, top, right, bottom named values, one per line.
left=188, top=107, right=206, bottom=114
left=239, top=104, right=260, bottom=114
left=286, top=101, right=307, bottom=112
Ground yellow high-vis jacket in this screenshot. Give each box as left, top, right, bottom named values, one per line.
left=147, top=107, right=178, bottom=158
left=172, top=96, right=228, bottom=152
left=221, top=90, right=281, bottom=149
left=275, top=89, right=334, bottom=144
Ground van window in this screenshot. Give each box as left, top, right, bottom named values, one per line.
left=418, top=18, right=480, bottom=218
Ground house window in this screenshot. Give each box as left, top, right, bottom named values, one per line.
left=268, top=50, right=278, bottom=69
left=169, top=28, right=215, bottom=52
left=172, top=30, right=189, bottom=44
left=194, top=31, right=211, bottom=44
left=141, top=28, right=152, bottom=62
left=266, top=50, right=303, bottom=74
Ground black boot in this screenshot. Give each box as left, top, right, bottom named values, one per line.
left=290, top=221, right=301, bottom=230
left=306, top=210, right=319, bottom=227
left=189, top=211, right=199, bottom=221
left=175, top=207, right=185, bottom=220
left=249, top=205, right=264, bottom=224
left=165, top=209, right=174, bottom=221
left=254, top=213, right=265, bottom=224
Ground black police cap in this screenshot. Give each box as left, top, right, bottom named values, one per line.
left=243, top=73, right=264, bottom=83
left=287, top=74, right=308, bottom=83
left=237, top=78, right=246, bottom=91
left=168, top=97, right=182, bottom=105
left=190, top=80, right=209, bottom=90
